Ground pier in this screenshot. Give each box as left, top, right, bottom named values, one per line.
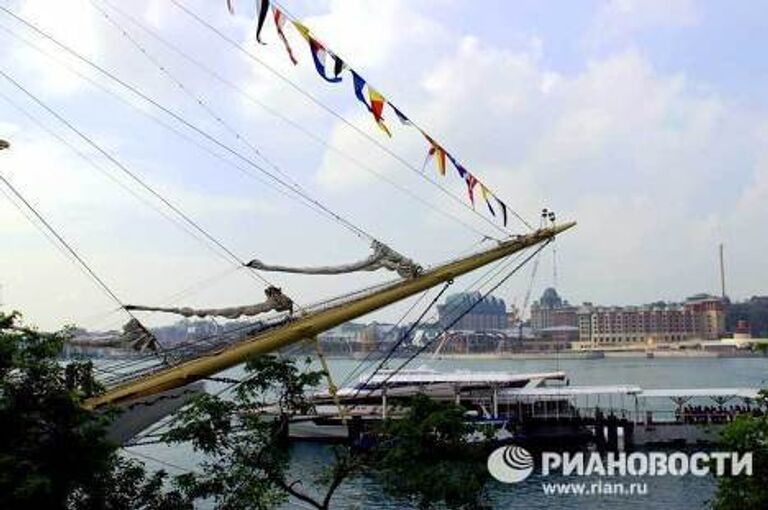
left=291, top=370, right=762, bottom=450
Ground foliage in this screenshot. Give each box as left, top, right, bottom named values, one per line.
left=0, top=309, right=499, bottom=510
left=370, top=394, right=491, bottom=509
left=161, top=354, right=355, bottom=510
left=712, top=390, right=768, bottom=510
left=0, top=311, right=189, bottom=510
left=726, top=298, right=768, bottom=337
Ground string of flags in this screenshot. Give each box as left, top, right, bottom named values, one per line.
left=228, top=0, right=511, bottom=227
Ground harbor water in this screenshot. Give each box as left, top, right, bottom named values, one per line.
left=127, top=356, right=768, bottom=509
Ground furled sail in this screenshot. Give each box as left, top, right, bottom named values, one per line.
left=246, top=241, right=422, bottom=279
left=125, top=286, right=293, bottom=319
left=121, top=318, right=160, bottom=352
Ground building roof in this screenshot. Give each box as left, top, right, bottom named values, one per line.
left=538, top=287, right=564, bottom=308
left=640, top=388, right=760, bottom=400
left=440, top=291, right=506, bottom=315
left=501, top=386, right=761, bottom=400
left=503, top=385, right=642, bottom=397
left=357, top=368, right=566, bottom=387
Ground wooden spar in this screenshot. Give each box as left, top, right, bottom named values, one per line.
left=84, top=221, right=576, bottom=409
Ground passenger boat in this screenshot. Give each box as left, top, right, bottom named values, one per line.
left=287, top=367, right=763, bottom=448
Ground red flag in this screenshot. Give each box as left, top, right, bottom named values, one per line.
left=465, top=174, right=479, bottom=208
left=273, top=7, right=297, bottom=64
left=368, top=87, right=391, bottom=137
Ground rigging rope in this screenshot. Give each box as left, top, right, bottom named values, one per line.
left=0, top=88, right=248, bottom=277
left=519, top=243, right=544, bottom=327
left=0, top=5, right=430, bottom=283
left=337, top=248, right=516, bottom=390
left=93, top=0, right=494, bottom=241
left=0, top=67, right=273, bottom=288
left=348, top=280, right=453, bottom=402
left=0, top=171, right=162, bottom=353
left=353, top=241, right=551, bottom=401
left=0, top=87, right=289, bottom=341
left=339, top=249, right=526, bottom=411
left=0, top=20, right=371, bottom=263
left=0, top=7, right=370, bottom=301
left=168, top=0, right=514, bottom=239
left=0, top=175, right=123, bottom=308
left=337, top=287, right=434, bottom=389
left=88, top=0, right=380, bottom=246
left=270, top=0, right=535, bottom=232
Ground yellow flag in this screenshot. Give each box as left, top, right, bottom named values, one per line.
left=292, top=20, right=311, bottom=41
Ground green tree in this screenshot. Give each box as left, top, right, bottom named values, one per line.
left=713, top=391, right=768, bottom=510
left=162, top=354, right=358, bottom=510
left=370, top=394, right=491, bottom=509
left=0, top=311, right=189, bottom=510
left=1, top=309, right=496, bottom=509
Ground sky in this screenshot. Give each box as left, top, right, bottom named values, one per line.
left=1, top=0, right=768, bottom=331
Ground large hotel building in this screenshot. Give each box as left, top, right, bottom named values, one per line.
left=530, top=288, right=726, bottom=347
left=575, top=293, right=725, bottom=347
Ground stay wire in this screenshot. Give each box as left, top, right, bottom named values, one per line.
left=0, top=183, right=99, bottom=291
left=0, top=19, right=364, bottom=261
left=361, top=240, right=551, bottom=397
left=338, top=243, right=523, bottom=389
left=348, top=280, right=453, bottom=402
left=0, top=172, right=132, bottom=320
left=0, top=5, right=348, bottom=293
left=337, top=288, right=433, bottom=388
left=0, top=86, right=242, bottom=278
left=271, top=0, right=535, bottom=232
left=168, top=0, right=511, bottom=239
left=94, top=0, right=494, bottom=241
left=0, top=66, right=273, bottom=290
left=89, top=0, right=376, bottom=245
left=340, top=251, right=519, bottom=409
left=0, top=5, right=389, bottom=250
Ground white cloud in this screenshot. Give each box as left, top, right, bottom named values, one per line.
left=6, top=0, right=102, bottom=95
left=315, top=24, right=767, bottom=309
left=586, top=0, right=699, bottom=48
left=2, top=0, right=767, bottom=331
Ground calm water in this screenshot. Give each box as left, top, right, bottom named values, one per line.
left=127, top=356, right=768, bottom=509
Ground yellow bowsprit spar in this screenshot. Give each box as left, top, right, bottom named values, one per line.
left=84, top=221, right=575, bottom=410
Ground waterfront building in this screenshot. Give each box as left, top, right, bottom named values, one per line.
left=530, top=288, right=578, bottom=331
left=316, top=322, right=367, bottom=354
left=537, top=325, right=580, bottom=345
left=577, top=294, right=726, bottom=347
left=431, top=327, right=568, bottom=354
left=317, top=321, right=404, bottom=354
left=437, top=292, right=508, bottom=331
left=685, top=293, right=726, bottom=340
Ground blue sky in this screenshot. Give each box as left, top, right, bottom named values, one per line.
left=1, top=0, right=767, bottom=330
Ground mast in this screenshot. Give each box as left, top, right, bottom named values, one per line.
left=84, top=221, right=576, bottom=409
left=719, top=243, right=726, bottom=299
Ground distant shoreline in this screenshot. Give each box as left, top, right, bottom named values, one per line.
left=71, top=347, right=768, bottom=362
left=321, top=350, right=768, bottom=361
